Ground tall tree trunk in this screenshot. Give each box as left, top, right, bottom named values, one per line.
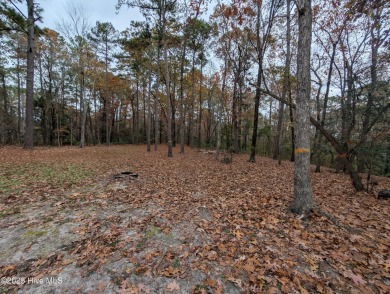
left=198, top=60, right=203, bottom=148
left=1, top=71, right=8, bottom=143
left=136, top=77, right=139, bottom=144
left=289, top=88, right=295, bottom=161
left=164, top=41, right=172, bottom=157
left=188, top=52, right=196, bottom=146
left=273, top=0, right=291, bottom=163
left=80, top=69, right=86, bottom=148
left=171, top=68, right=176, bottom=148
left=93, top=89, right=100, bottom=144
left=155, top=43, right=161, bottom=151
left=17, top=52, right=22, bottom=144
left=216, top=58, right=228, bottom=160
left=249, top=0, right=263, bottom=163
left=25, top=0, right=35, bottom=149
left=315, top=37, right=339, bottom=172
left=358, top=7, right=380, bottom=173
left=147, top=50, right=152, bottom=152
left=179, top=44, right=186, bottom=153
left=1, top=72, right=7, bottom=118
left=105, top=40, right=110, bottom=145
left=238, top=77, right=243, bottom=150
left=143, top=79, right=146, bottom=140
left=290, top=0, right=314, bottom=215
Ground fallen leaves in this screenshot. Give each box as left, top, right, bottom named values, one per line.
left=346, top=270, right=367, bottom=286
left=1, top=145, right=389, bottom=293
left=227, top=277, right=242, bottom=288
left=166, top=281, right=180, bottom=292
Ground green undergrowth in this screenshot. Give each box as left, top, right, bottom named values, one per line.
left=0, top=163, right=96, bottom=195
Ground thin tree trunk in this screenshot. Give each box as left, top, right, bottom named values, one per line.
left=17, top=52, right=22, bottom=143
left=232, top=71, right=239, bottom=152
left=105, top=41, right=110, bottom=145
left=179, top=44, right=186, bottom=153
left=198, top=60, right=203, bottom=148
left=274, top=0, right=291, bottom=163
left=136, top=77, right=139, bottom=143
left=24, top=0, right=35, bottom=149
left=249, top=0, right=263, bottom=163
left=315, top=37, right=339, bottom=171
left=154, top=42, right=161, bottom=151
left=80, top=69, right=86, bottom=147
left=289, top=88, right=295, bottom=161
left=163, top=38, right=172, bottom=157
left=216, top=58, right=228, bottom=160
left=147, top=50, right=152, bottom=152
left=358, top=8, right=380, bottom=172
left=188, top=52, right=195, bottom=146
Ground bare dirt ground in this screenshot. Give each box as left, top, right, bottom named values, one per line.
left=0, top=145, right=389, bottom=294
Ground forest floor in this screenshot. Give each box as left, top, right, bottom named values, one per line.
left=0, top=145, right=389, bottom=294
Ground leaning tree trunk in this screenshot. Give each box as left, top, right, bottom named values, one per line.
left=289, top=0, right=314, bottom=216
left=25, top=0, right=35, bottom=149
left=315, top=37, right=339, bottom=172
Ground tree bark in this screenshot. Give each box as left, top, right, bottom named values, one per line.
left=16, top=50, right=22, bottom=144
left=289, top=0, right=314, bottom=215
left=163, top=40, right=172, bottom=157
left=24, top=0, right=35, bottom=149
left=105, top=39, right=110, bottom=146
left=198, top=60, right=203, bottom=148
left=216, top=58, right=228, bottom=160
left=288, top=88, right=295, bottom=161
left=154, top=43, right=161, bottom=151
left=249, top=0, right=263, bottom=163
left=188, top=51, right=196, bottom=147
left=259, top=87, right=368, bottom=192
left=179, top=44, right=186, bottom=153
left=147, top=50, right=152, bottom=152
left=273, top=0, right=291, bottom=163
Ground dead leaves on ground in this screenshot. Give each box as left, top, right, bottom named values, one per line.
left=0, top=145, right=389, bottom=293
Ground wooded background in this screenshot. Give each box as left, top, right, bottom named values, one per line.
left=0, top=0, right=389, bottom=181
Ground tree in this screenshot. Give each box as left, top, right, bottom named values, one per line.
left=0, top=0, right=41, bottom=148
left=273, top=0, right=291, bottom=163
left=24, top=0, right=36, bottom=149
left=117, top=0, right=178, bottom=156
left=249, top=0, right=282, bottom=162
left=289, top=0, right=314, bottom=215
left=57, top=2, right=90, bottom=147
left=88, top=21, right=118, bottom=146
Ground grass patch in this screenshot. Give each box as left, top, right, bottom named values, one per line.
left=0, top=208, right=21, bottom=218
left=0, top=163, right=96, bottom=194
left=24, top=230, right=48, bottom=238
left=145, top=226, right=161, bottom=238
left=173, top=257, right=181, bottom=268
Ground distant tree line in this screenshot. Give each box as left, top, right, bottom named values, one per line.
left=0, top=0, right=389, bottom=196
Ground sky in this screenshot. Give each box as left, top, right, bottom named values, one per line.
left=16, top=0, right=144, bottom=33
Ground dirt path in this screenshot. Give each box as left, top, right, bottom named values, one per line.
left=0, top=145, right=389, bottom=293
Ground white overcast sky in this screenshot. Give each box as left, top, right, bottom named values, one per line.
left=17, top=0, right=143, bottom=32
